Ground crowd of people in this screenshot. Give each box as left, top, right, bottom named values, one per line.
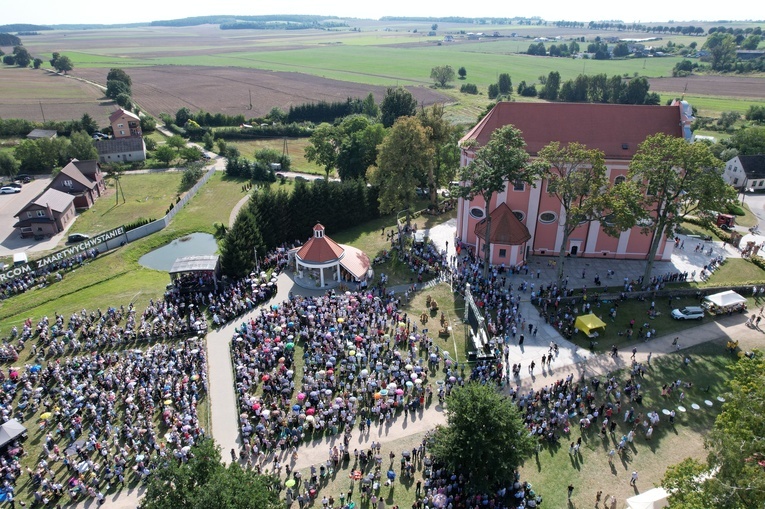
left=230, top=289, right=459, bottom=468
left=0, top=248, right=100, bottom=300
left=0, top=339, right=207, bottom=505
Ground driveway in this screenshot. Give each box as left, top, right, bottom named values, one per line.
left=0, top=177, right=64, bottom=257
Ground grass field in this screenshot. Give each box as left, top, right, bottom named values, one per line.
left=68, top=172, right=183, bottom=236
left=224, top=137, right=326, bottom=176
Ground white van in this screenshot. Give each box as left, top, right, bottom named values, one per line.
left=671, top=306, right=704, bottom=320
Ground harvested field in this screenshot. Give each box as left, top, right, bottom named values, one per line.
left=0, top=67, right=116, bottom=122
left=648, top=75, right=765, bottom=99
left=73, top=66, right=452, bottom=118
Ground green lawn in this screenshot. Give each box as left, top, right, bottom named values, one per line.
left=68, top=172, right=183, bottom=238
left=222, top=137, right=326, bottom=176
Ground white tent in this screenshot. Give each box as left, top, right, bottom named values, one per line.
left=626, top=487, right=669, bottom=509
left=0, top=419, right=27, bottom=448
left=704, top=290, right=747, bottom=309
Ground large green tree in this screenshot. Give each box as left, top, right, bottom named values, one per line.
left=371, top=115, right=433, bottom=226
left=702, top=32, right=737, bottom=71
left=220, top=208, right=265, bottom=277
left=14, top=137, right=68, bottom=172
left=430, top=65, right=456, bottom=87
left=726, top=126, right=765, bottom=155
left=335, top=116, right=385, bottom=182
left=417, top=104, right=459, bottom=206
left=431, top=383, right=535, bottom=494
left=67, top=130, right=98, bottom=160
left=538, top=142, right=611, bottom=286
left=167, top=135, right=187, bottom=153
left=12, top=46, right=31, bottom=68
left=380, top=87, right=417, bottom=128
left=627, top=133, right=735, bottom=283
left=141, top=438, right=280, bottom=509
left=305, top=122, right=340, bottom=180
left=662, top=351, right=765, bottom=508
left=107, top=68, right=132, bottom=87
left=457, top=125, right=540, bottom=277
left=154, top=145, right=176, bottom=167
left=105, top=80, right=131, bottom=100
left=0, top=152, right=19, bottom=178
left=52, top=54, right=73, bottom=74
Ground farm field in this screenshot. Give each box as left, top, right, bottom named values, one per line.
left=0, top=67, right=116, bottom=122
left=11, top=22, right=763, bottom=121
left=72, top=65, right=451, bottom=120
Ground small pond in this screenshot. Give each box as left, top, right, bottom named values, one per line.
left=138, top=232, right=219, bottom=272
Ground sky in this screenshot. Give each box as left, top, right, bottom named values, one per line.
left=3, top=0, right=759, bottom=26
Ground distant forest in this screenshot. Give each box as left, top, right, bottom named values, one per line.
left=0, top=33, right=21, bottom=46
left=151, top=14, right=343, bottom=28
left=0, top=24, right=51, bottom=33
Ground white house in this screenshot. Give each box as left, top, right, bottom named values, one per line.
left=722, top=155, right=765, bottom=189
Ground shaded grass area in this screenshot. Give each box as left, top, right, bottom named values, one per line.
left=565, top=295, right=713, bottom=352
left=331, top=204, right=454, bottom=287
left=561, top=264, right=765, bottom=352
left=522, top=340, right=735, bottom=509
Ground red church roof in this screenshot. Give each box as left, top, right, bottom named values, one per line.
left=296, top=224, right=345, bottom=263
left=474, top=203, right=531, bottom=246
left=460, top=102, right=684, bottom=160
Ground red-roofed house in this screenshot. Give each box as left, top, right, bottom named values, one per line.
left=95, top=108, right=146, bottom=163
left=456, top=101, right=694, bottom=265
left=293, top=223, right=371, bottom=287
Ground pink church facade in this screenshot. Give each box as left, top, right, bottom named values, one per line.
left=456, top=101, right=695, bottom=266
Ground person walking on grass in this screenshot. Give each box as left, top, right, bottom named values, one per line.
left=568, top=484, right=575, bottom=499
left=630, top=471, right=638, bottom=486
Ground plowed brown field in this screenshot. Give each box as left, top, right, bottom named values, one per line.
left=73, top=66, right=451, bottom=119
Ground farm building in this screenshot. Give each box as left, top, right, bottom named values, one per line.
left=26, top=129, right=57, bottom=140
left=455, top=101, right=695, bottom=265
left=96, top=137, right=146, bottom=163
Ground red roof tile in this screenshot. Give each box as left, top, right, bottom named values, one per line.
left=474, top=203, right=531, bottom=246
left=296, top=234, right=345, bottom=263
left=460, top=102, right=684, bottom=159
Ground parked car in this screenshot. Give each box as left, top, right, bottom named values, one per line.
left=3, top=182, right=22, bottom=189
left=67, top=233, right=90, bottom=243
left=15, top=174, right=32, bottom=183
left=671, top=306, right=705, bottom=320
left=0, top=186, right=21, bottom=194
